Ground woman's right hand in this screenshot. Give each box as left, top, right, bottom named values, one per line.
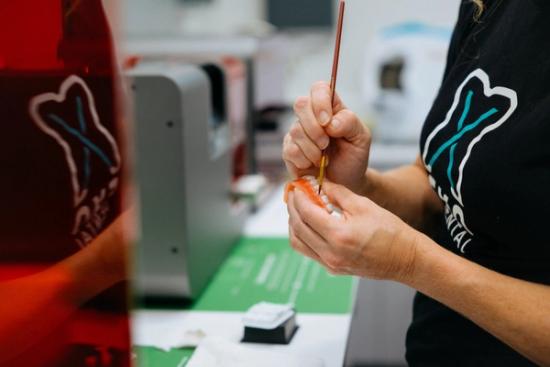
left=283, top=81, right=372, bottom=194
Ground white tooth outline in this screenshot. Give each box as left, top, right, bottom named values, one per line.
left=422, top=68, right=517, bottom=206
left=29, top=75, right=122, bottom=207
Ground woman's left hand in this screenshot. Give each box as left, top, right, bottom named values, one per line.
left=287, top=181, right=419, bottom=281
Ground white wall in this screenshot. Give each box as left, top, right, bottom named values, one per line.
left=124, top=0, right=264, bottom=37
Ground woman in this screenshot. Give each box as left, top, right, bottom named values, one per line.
left=283, top=0, right=550, bottom=365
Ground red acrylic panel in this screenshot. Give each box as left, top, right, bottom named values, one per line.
left=0, top=1, right=131, bottom=366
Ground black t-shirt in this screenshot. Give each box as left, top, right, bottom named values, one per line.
left=407, top=1, right=550, bottom=365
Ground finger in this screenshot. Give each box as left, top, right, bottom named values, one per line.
left=289, top=123, right=322, bottom=166
left=292, top=189, right=336, bottom=240
left=325, top=109, right=370, bottom=144
left=310, top=81, right=333, bottom=127
left=284, top=160, right=300, bottom=179
left=294, top=96, right=329, bottom=150
left=290, top=231, right=351, bottom=277
left=310, top=81, right=346, bottom=121
left=283, top=156, right=317, bottom=180
left=290, top=191, right=353, bottom=276
left=283, top=134, right=313, bottom=170
left=325, top=265, right=353, bottom=276
left=288, top=191, right=329, bottom=255
left=289, top=227, right=322, bottom=262
left=322, top=181, right=364, bottom=214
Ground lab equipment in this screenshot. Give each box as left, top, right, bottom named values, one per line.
left=242, top=302, right=298, bottom=344
left=126, top=36, right=289, bottom=174
left=362, top=23, right=452, bottom=142
left=318, top=0, right=346, bottom=195
left=129, top=63, right=245, bottom=299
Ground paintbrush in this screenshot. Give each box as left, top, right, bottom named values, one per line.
left=318, top=0, right=346, bottom=194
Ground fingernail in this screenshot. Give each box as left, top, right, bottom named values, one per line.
left=320, top=111, right=330, bottom=126
left=331, top=118, right=341, bottom=129
left=320, top=137, right=330, bottom=149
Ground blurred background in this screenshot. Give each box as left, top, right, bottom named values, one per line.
left=118, top=1, right=461, bottom=366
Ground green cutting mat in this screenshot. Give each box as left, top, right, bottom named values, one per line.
left=136, top=237, right=355, bottom=367
left=135, top=347, right=194, bottom=367
left=191, top=237, right=354, bottom=314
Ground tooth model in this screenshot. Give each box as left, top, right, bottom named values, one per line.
left=284, top=176, right=342, bottom=218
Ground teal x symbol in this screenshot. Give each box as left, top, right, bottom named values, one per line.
left=427, top=90, right=499, bottom=189
left=46, top=96, right=114, bottom=190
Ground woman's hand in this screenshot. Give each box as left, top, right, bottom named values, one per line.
left=283, top=81, right=372, bottom=195
left=287, top=181, right=419, bottom=281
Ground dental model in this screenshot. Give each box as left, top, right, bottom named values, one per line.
left=284, top=176, right=342, bottom=218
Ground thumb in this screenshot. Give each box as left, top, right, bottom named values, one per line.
left=325, top=109, right=369, bottom=144
left=322, top=181, right=363, bottom=214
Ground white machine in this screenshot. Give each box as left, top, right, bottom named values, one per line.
left=362, top=23, right=452, bottom=143
left=128, top=63, right=245, bottom=299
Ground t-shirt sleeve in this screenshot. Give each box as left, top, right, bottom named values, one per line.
left=442, top=0, right=476, bottom=81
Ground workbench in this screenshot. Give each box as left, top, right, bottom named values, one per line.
left=132, top=185, right=357, bottom=366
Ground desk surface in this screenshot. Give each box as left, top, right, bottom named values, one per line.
left=133, top=186, right=357, bottom=367
left=244, top=185, right=290, bottom=238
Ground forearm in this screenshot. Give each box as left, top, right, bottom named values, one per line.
left=362, top=162, right=443, bottom=230
left=406, top=232, right=550, bottom=366
left=0, top=236, right=121, bottom=363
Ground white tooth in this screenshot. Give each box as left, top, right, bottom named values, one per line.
left=327, top=204, right=335, bottom=212
left=331, top=211, right=342, bottom=219
left=321, top=195, right=329, bottom=203
left=313, top=185, right=319, bottom=192
left=304, top=175, right=314, bottom=181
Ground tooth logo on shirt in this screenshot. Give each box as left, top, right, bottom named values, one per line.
left=29, top=75, right=122, bottom=248
left=422, top=68, right=518, bottom=253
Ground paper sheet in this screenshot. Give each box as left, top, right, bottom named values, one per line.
left=187, top=337, right=324, bottom=367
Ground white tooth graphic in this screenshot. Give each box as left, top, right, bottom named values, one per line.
left=29, top=75, right=122, bottom=207
left=422, top=68, right=517, bottom=206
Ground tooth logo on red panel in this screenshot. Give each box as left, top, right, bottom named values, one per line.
left=29, top=75, right=121, bottom=207
left=29, top=75, right=122, bottom=248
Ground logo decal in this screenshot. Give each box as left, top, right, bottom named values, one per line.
left=422, top=69, right=517, bottom=252
left=29, top=75, right=121, bottom=248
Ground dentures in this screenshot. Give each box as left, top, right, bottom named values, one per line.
left=284, top=175, right=341, bottom=217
